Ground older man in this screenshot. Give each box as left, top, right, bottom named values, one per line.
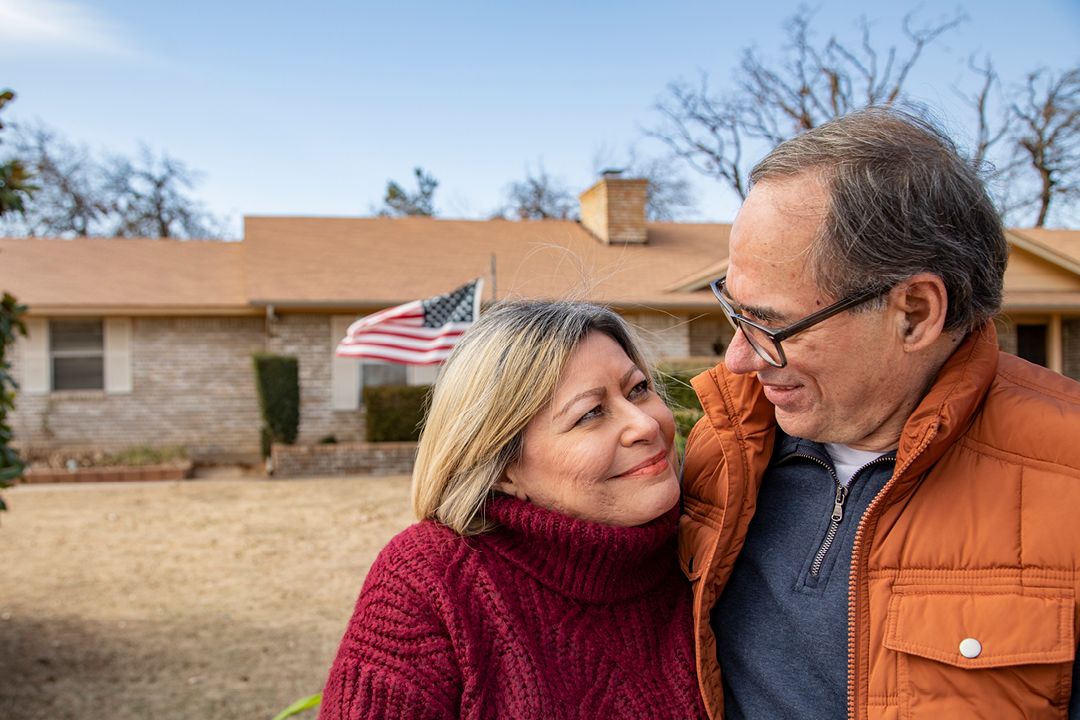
left=681, top=107, right=1080, bottom=720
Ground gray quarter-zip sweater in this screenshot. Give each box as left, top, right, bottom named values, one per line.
left=709, top=432, right=894, bottom=720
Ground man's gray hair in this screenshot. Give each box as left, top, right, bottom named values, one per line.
left=749, top=106, right=1008, bottom=335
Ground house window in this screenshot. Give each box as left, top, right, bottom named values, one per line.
left=50, top=319, right=105, bottom=390
left=358, top=362, right=408, bottom=405
left=1016, top=324, right=1048, bottom=367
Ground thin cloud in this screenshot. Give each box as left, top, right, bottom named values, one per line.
left=0, top=0, right=144, bottom=59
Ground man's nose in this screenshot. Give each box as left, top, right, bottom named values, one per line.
left=724, top=328, right=769, bottom=375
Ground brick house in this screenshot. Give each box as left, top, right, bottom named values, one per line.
left=2, top=175, right=1079, bottom=463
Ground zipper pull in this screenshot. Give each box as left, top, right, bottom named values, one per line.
left=831, top=485, right=848, bottom=522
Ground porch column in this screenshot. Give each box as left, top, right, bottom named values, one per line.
left=1049, top=313, right=1064, bottom=374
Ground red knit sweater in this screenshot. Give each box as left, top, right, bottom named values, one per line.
left=319, top=495, right=706, bottom=719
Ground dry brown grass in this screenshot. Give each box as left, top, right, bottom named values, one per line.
left=0, top=475, right=414, bottom=720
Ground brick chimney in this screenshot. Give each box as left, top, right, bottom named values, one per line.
left=578, top=171, right=648, bottom=244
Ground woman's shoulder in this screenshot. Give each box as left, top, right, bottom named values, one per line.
left=369, top=519, right=479, bottom=583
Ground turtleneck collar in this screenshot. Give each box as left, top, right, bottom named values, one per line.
left=478, top=494, right=681, bottom=604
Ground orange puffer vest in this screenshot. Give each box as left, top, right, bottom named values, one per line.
left=680, top=324, right=1080, bottom=719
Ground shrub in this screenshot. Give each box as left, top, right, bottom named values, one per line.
left=253, top=353, right=300, bottom=458
left=0, top=291, right=27, bottom=508
left=673, top=407, right=704, bottom=461
left=364, top=385, right=430, bottom=442
left=655, top=361, right=711, bottom=413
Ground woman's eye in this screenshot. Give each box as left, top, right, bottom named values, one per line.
left=575, top=405, right=603, bottom=425
left=629, top=379, right=650, bottom=399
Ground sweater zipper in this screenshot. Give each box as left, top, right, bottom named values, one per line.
left=804, top=454, right=893, bottom=577
left=845, top=425, right=938, bottom=720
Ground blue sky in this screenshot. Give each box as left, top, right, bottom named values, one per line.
left=2, top=0, right=1079, bottom=235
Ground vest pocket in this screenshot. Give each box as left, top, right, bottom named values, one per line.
left=883, top=586, right=1075, bottom=719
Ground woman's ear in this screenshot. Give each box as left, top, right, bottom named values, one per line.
left=892, top=273, right=948, bottom=351
left=494, top=464, right=529, bottom=500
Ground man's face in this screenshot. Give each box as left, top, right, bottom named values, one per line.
left=723, top=174, right=916, bottom=451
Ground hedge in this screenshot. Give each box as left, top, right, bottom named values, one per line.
left=655, top=360, right=712, bottom=413
left=364, top=385, right=431, bottom=442
left=253, top=353, right=300, bottom=458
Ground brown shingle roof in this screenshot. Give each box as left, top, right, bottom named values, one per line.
left=242, top=216, right=729, bottom=310
left=0, top=237, right=249, bottom=314
left=1008, top=228, right=1080, bottom=271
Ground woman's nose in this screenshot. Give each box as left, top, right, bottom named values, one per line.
left=620, top=403, right=662, bottom=445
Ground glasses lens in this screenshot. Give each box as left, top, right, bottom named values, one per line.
left=738, top=323, right=784, bottom=367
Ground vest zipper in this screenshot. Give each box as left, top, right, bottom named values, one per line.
left=845, top=425, right=937, bottom=720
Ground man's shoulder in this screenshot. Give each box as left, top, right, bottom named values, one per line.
left=993, top=352, right=1080, bottom=400
left=989, top=352, right=1080, bottom=418
left=970, top=352, right=1080, bottom=470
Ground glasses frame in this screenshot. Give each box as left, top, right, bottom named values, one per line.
left=709, top=275, right=891, bottom=368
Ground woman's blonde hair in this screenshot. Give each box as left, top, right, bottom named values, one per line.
left=412, top=299, right=656, bottom=535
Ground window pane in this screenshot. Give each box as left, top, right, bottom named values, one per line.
left=51, top=320, right=104, bottom=354
left=53, top=356, right=105, bottom=390
left=362, top=362, right=408, bottom=387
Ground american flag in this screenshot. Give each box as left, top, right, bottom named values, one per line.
left=335, top=279, right=483, bottom=365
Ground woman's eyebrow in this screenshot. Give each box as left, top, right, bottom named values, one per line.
left=553, top=368, right=639, bottom=419
left=554, top=387, right=604, bottom=419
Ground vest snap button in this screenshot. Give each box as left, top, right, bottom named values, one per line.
left=959, top=637, right=982, bottom=659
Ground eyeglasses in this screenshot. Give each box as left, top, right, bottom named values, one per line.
left=709, top=275, right=891, bottom=368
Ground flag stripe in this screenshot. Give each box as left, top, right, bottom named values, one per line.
left=338, top=325, right=470, bottom=345
left=335, top=280, right=482, bottom=366
left=339, top=332, right=464, bottom=352
left=336, top=345, right=456, bottom=364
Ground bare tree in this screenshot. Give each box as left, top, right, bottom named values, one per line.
left=103, top=146, right=221, bottom=238
left=1009, top=67, right=1080, bottom=227
left=380, top=167, right=438, bottom=217
left=1, top=121, right=109, bottom=236
left=2, top=122, right=225, bottom=239
left=650, top=9, right=964, bottom=201
left=501, top=164, right=577, bottom=220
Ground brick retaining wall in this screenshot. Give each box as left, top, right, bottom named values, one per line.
left=271, top=442, right=416, bottom=478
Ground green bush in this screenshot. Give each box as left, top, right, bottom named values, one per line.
left=0, top=291, right=28, bottom=508
left=673, top=407, right=704, bottom=461
left=253, top=353, right=299, bottom=458
left=364, top=385, right=430, bottom=442
left=655, top=361, right=712, bottom=413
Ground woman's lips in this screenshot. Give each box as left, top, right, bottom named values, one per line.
left=612, top=450, right=670, bottom=478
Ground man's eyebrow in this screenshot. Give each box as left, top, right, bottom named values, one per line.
left=552, top=367, right=640, bottom=420
left=726, top=288, right=787, bottom=324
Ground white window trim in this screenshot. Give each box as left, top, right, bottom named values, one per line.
left=21, top=317, right=132, bottom=394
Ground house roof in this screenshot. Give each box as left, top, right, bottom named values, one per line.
left=242, top=216, right=728, bottom=310
left=2, top=220, right=1078, bottom=316
left=1007, top=228, right=1080, bottom=274
left=0, top=237, right=250, bottom=315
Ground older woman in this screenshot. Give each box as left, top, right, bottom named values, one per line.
left=319, top=300, right=705, bottom=719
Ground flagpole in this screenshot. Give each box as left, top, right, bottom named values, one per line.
left=489, top=252, right=497, bottom=303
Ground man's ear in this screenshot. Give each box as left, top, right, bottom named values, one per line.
left=891, top=273, right=948, bottom=351
left=494, top=463, right=529, bottom=500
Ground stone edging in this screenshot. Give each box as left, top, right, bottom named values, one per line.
left=21, top=463, right=194, bottom=484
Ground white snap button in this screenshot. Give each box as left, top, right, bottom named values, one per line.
left=959, top=637, right=982, bottom=659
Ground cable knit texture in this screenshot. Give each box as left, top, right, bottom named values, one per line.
left=320, top=495, right=706, bottom=719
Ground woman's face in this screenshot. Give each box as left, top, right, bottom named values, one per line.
left=499, top=331, right=679, bottom=527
